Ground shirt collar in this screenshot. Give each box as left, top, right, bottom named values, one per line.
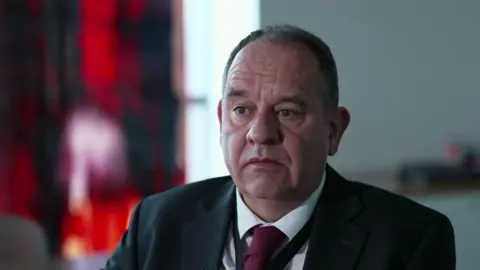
left=236, top=172, right=326, bottom=240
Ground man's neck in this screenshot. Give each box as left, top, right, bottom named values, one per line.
left=238, top=174, right=325, bottom=222
left=240, top=193, right=309, bottom=223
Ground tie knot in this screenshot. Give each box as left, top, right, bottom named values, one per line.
left=247, top=226, right=286, bottom=256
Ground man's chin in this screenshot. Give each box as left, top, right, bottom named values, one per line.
left=243, top=180, right=285, bottom=200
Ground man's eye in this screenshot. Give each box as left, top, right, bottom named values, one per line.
left=233, top=106, right=248, bottom=115
left=278, top=109, right=299, bottom=117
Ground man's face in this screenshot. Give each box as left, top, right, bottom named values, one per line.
left=218, top=39, right=347, bottom=202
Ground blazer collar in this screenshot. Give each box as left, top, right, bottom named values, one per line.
left=303, top=164, right=367, bottom=270
left=181, top=165, right=367, bottom=270
left=181, top=178, right=235, bottom=270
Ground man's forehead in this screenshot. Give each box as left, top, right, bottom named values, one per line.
left=227, top=40, right=318, bottom=79
left=223, top=39, right=325, bottom=103
left=236, top=39, right=314, bottom=62
left=226, top=55, right=274, bottom=84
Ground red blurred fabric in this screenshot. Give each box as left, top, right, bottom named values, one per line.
left=79, top=0, right=120, bottom=117
left=8, top=145, right=37, bottom=220
left=2, top=0, right=183, bottom=258
left=61, top=0, right=150, bottom=256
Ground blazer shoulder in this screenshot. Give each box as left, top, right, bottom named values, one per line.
left=137, top=176, right=232, bottom=222
left=344, top=180, right=455, bottom=267
left=351, top=180, right=450, bottom=223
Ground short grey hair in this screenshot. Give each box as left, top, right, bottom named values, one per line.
left=222, top=24, right=339, bottom=110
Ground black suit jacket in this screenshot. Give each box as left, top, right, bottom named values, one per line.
left=104, top=165, right=456, bottom=270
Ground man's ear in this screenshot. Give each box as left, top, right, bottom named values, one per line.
left=217, top=99, right=223, bottom=130
left=217, top=100, right=224, bottom=146
left=328, top=106, right=350, bottom=156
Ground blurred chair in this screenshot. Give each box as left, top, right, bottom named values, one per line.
left=0, top=215, right=49, bottom=269
left=52, top=252, right=110, bottom=270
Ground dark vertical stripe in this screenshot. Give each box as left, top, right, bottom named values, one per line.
left=33, top=0, right=65, bottom=256
left=118, top=0, right=142, bottom=112
left=140, top=0, right=178, bottom=191
left=2, top=0, right=42, bottom=221
left=0, top=1, right=12, bottom=213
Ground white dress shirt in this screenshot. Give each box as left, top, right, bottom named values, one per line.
left=221, top=174, right=325, bottom=270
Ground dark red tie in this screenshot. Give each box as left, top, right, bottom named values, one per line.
left=243, top=226, right=286, bottom=270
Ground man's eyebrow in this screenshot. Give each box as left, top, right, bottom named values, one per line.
left=224, top=89, right=308, bottom=108
left=276, top=94, right=307, bottom=108
left=224, top=88, right=249, bottom=99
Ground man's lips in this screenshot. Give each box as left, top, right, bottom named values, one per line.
left=245, top=157, right=282, bottom=166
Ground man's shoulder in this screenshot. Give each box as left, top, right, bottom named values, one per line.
left=137, top=176, right=232, bottom=219
left=350, top=179, right=449, bottom=225
left=342, top=179, right=455, bottom=265
left=327, top=166, right=445, bottom=221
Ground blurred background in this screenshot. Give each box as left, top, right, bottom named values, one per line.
left=0, top=0, right=479, bottom=269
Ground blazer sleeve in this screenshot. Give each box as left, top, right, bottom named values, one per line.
left=407, top=215, right=456, bottom=270
left=103, top=200, right=144, bottom=270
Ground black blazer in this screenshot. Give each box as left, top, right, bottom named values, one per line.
left=104, top=165, right=455, bottom=270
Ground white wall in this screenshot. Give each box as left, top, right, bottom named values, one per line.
left=183, top=0, right=260, bottom=182
left=261, top=0, right=480, bottom=172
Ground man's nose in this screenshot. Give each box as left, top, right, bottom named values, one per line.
left=246, top=112, right=282, bottom=145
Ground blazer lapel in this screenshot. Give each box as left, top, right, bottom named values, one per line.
left=303, top=165, right=368, bottom=270
left=181, top=180, right=235, bottom=270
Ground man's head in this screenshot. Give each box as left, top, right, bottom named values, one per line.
left=218, top=24, right=350, bottom=203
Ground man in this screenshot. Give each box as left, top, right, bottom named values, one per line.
left=104, top=24, right=456, bottom=270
